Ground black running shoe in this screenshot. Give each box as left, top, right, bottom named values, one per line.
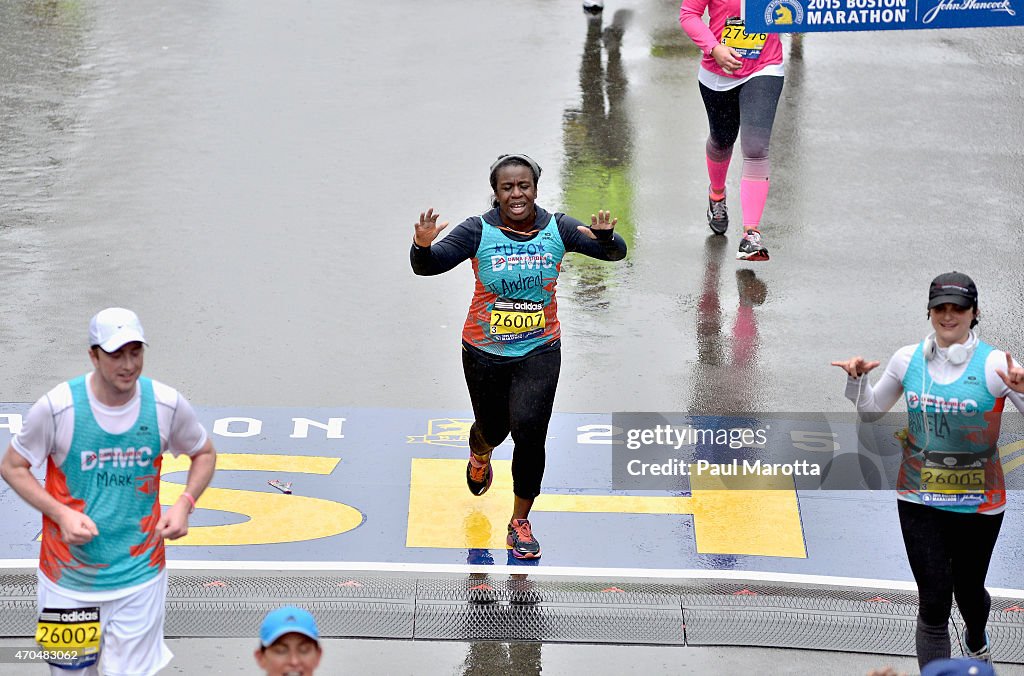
left=736, top=229, right=769, bottom=261
left=963, top=630, right=992, bottom=664
left=707, top=194, right=729, bottom=235
left=466, top=457, right=493, bottom=496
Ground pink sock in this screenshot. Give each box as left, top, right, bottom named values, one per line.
left=740, top=158, right=770, bottom=230
left=706, top=155, right=731, bottom=196
left=469, top=453, right=489, bottom=468
left=741, top=178, right=770, bottom=230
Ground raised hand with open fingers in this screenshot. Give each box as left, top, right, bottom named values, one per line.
left=413, top=208, right=449, bottom=248
left=576, top=210, right=618, bottom=240
left=830, top=356, right=881, bottom=379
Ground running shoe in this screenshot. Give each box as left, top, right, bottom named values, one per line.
left=736, top=229, right=769, bottom=261
left=583, top=0, right=604, bottom=14
left=507, top=519, right=541, bottom=559
left=466, top=456, right=493, bottom=496
left=963, top=630, right=993, bottom=664
left=707, top=193, right=729, bottom=235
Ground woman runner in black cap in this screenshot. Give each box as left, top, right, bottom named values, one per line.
left=832, top=272, right=1024, bottom=670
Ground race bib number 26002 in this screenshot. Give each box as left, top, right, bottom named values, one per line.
left=36, top=606, right=101, bottom=669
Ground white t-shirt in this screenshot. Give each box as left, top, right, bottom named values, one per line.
left=845, top=336, right=1024, bottom=417
left=12, top=372, right=207, bottom=470
left=12, top=372, right=208, bottom=601
left=844, top=335, right=1024, bottom=514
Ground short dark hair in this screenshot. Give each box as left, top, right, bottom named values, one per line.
left=927, top=304, right=979, bottom=329
left=489, top=154, right=541, bottom=192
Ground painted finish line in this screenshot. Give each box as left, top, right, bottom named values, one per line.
left=1, top=405, right=1022, bottom=588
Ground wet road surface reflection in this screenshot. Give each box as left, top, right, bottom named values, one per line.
left=689, top=235, right=769, bottom=412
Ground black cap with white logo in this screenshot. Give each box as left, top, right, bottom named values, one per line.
left=928, top=271, right=978, bottom=309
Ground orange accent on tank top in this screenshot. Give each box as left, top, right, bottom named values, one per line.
left=39, top=458, right=90, bottom=583
left=129, top=454, right=165, bottom=569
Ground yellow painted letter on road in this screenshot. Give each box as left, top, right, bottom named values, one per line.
left=160, top=453, right=362, bottom=546
left=407, top=458, right=805, bottom=557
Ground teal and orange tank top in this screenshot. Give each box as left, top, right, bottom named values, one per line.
left=899, top=340, right=1006, bottom=513
left=40, top=376, right=165, bottom=591
left=462, top=214, right=567, bottom=357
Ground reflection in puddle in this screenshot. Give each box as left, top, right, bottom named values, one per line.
left=560, top=9, right=636, bottom=309
left=690, top=235, right=769, bottom=414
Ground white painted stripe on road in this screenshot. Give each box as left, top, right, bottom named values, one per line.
left=4, top=559, right=1020, bottom=597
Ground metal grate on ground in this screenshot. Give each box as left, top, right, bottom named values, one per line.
left=0, top=570, right=1021, bottom=662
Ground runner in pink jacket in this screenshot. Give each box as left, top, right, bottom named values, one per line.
left=680, top=0, right=785, bottom=261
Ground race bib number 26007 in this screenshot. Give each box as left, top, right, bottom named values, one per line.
left=489, top=298, right=545, bottom=342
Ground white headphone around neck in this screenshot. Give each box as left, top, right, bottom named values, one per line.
left=922, top=332, right=975, bottom=366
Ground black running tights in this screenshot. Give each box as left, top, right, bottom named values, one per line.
left=897, top=500, right=1004, bottom=668
left=462, top=346, right=561, bottom=500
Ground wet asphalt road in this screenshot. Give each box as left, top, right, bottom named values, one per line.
left=2, top=0, right=1022, bottom=415
left=2, top=1, right=1024, bottom=674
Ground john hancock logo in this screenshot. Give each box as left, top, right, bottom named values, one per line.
left=765, top=0, right=806, bottom=24
left=922, top=0, right=1016, bottom=24
left=407, top=418, right=473, bottom=447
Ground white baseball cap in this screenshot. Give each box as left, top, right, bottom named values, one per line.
left=89, top=308, right=148, bottom=353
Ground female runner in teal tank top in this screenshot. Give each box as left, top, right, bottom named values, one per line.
left=832, top=272, right=1024, bottom=670
left=410, top=154, right=627, bottom=559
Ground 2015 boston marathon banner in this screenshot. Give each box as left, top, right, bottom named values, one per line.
left=1, top=405, right=1023, bottom=588
left=744, top=0, right=1021, bottom=32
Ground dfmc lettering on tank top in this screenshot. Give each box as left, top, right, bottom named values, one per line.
left=905, top=391, right=980, bottom=414
left=490, top=253, right=556, bottom=272
left=489, top=238, right=556, bottom=273
left=80, top=446, right=156, bottom=471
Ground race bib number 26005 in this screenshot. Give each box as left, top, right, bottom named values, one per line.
left=920, top=466, right=986, bottom=507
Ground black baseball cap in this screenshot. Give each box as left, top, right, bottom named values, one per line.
left=928, top=272, right=978, bottom=309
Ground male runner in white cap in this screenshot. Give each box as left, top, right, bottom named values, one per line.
left=1, top=307, right=217, bottom=676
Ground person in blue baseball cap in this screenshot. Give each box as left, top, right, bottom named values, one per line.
left=921, top=657, right=996, bottom=676
left=254, top=606, right=322, bottom=676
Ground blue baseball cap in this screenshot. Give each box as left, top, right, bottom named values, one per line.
left=259, top=606, right=320, bottom=647
left=921, top=658, right=995, bottom=676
